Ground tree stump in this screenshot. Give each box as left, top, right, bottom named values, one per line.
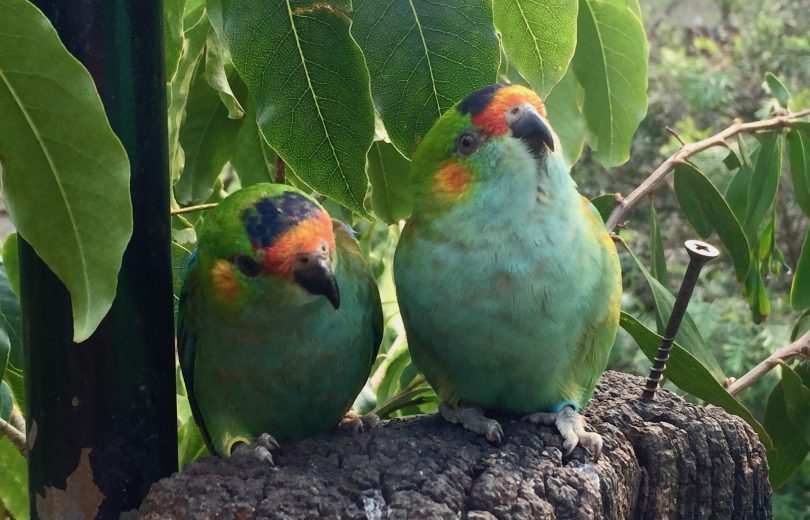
left=137, top=371, right=771, bottom=519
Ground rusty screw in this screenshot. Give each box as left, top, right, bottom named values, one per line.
left=642, top=240, right=720, bottom=399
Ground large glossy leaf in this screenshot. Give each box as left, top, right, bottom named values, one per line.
left=216, top=0, right=375, bottom=215
left=204, top=27, right=244, bottom=119
left=673, top=163, right=750, bottom=281
left=366, top=141, right=413, bottom=224
left=164, top=0, right=187, bottom=81
left=765, top=72, right=790, bottom=109
left=0, top=0, right=133, bottom=342
left=791, top=227, right=810, bottom=311
left=620, top=313, right=771, bottom=447
left=353, top=0, right=500, bottom=157
left=493, top=0, right=577, bottom=96
left=589, top=193, right=614, bottom=222
left=623, top=243, right=724, bottom=378
left=0, top=436, right=28, bottom=520
left=571, top=0, right=648, bottom=167
left=765, top=377, right=809, bottom=489
left=744, top=132, right=781, bottom=241
left=168, top=7, right=209, bottom=186
left=545, top=68, right=586, bottom=167
left=786, top=130, right=810, bottom=217
left=174, top=73, right=243, bottom=204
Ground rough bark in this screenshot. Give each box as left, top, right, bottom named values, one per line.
left=137, top=371, right=771, bottom=519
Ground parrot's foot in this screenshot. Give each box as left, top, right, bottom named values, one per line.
left=524, top=407, right=603, bottom=460
left=439, top=402, right=503, bottom=445
left=338, top=410, right=382, bottom=434
left=230, top=433, right=280, bottom=464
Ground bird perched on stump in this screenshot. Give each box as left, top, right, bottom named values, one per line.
left=178, top=184, right=382, bottom=461
left=394, top=84, right=622, bottom=459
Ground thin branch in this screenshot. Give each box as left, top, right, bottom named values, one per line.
left=0, top=416, right=27, bottom=458
left=605, top=109, right=810, bottom=231
left=726, top=330, right=810, bottom=397
left=665, top=126, right=686, bottom=146
left=171, top=203, right=218, bottom=215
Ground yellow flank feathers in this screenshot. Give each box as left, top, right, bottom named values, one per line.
left=211, top=259, right=241, bottom=301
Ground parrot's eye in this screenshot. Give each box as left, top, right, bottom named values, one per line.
left=456, top=132, right=480, bottom=156
left=234, top=254, right=261, bottom=277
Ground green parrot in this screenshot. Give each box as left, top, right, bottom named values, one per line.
left=178, top=184, right=382, bottom=460
left=393, top=84, right=622, bottom=458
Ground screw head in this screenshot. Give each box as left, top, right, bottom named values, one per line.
left=685, top=240, right=720, bottom=262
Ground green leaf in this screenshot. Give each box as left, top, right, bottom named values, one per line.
left=571, top=0, right=648, bottom=167
left=2, top=365, right=23, bottom=415
left=744, top=132, right=781, bottom=241
left=673, top=163, right=750, bottom=281
left=620, top=312, right=771, bottom=448
left=722, top=149, right=741, bottom=171
left=168, top=7, right=209, bottom=185
left=204, top=27, right=244, bottom=119
left=725, top=162, right=752, bottom=222
left=0, top=0, right=133, bottom=342
left=1, top=233, right=18, bottom=297
left=745, top=261, right=771, bottom=323
left=230, top=99, right=276, bottom=188
left=174, top=73, right=243, bottom=204
left=0, top=328, right=8, bottom=385
left=217, top=0, right=375, bottom=215
left=366, top=141, right=414, bottom=224
left=649, top=197, right=668, bottom=288
left=0, top=265, right=19, bottom=373
left=622, top=243, right=724, bottom=378
left=786, top=130, right=810, bottom=217
left=0, top=435, right=28, bottom=520
left=177, top=393, right=210, bottom=469
left=353, top=0, right=500, bottom=157
left=0, top=381, right=11, bottom=421
left=791, top=226, right=810, bottom=311
left=164, top=0, right=187, bottom=81
left=780, top=364, right=810, bottom=446
left=765, top=72, right=791, bottom=109
left=493, top=0, right=577, bottom=96
left=589, top=193, right=615, bottom=222
left=791, top=310, right=810, bottom=341
left=765, top=379, right=809, bottom=490
left=545, top=68, right=586, bottom=167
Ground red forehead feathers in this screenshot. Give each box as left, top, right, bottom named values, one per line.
left=471, top=85, right=546, bottom=136
left=262, top=211, right=334, bottom=276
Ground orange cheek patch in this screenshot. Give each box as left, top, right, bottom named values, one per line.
left=211, top=260, right=241, bottom=300
left=263, top=212, right=335, bottom=276
left=434, top=161, right=471, bottom=195
left=471, top=85, right=546, bottom=136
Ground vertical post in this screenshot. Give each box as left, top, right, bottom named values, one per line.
left=20, top=1, right=176, bottom=518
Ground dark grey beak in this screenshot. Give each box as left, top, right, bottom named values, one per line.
left=293, top=257, right=340, bottom=309
left=509, top=110, right=555, bottom=155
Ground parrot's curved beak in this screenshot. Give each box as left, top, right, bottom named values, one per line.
left=508, top=104, right=555, bottom=156
left=293, top=255, right=341, bottom=310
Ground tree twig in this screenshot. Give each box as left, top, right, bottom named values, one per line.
left=605, top=109, right=810, bottom=231
left=726, top=330, right=810, bottom=397
left=0, top=416, right=27, bottom=457
left=171, top=203, right=218, bottom=215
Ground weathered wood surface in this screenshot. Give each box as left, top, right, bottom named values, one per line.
left=137, top=371, right=771, bottom=519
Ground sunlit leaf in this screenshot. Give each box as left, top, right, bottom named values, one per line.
left=786, top=130, right=810, bottom=217
left=744, top=132, right=781, bottom=241
left=546, top=68, right=586, bottom=167
left=366, top=141, right=413, bottom=224
left=353, top=0, right=500, bottom=157
left=673, top=163, right=750, bottom=281
left=0, top=0, right=133, bottom=342
left=765, top=72, right=790, bottom=109
left=216, top=0, right=375, bottom=215
left=164, top=0, right=187, bottom=81
left=620, top=312, right=770, bottom=447
left=791, top=227, right=810, bottom=311
left=0, top=436, right=27, bottom=520
left=571, top=0, right=648, bottom=167
left=204, top=27, right=244, bottom=119
left=493, top=0, right=577, bottom=96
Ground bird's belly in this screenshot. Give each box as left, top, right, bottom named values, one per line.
left=396, top=231, right=601, bottom=413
